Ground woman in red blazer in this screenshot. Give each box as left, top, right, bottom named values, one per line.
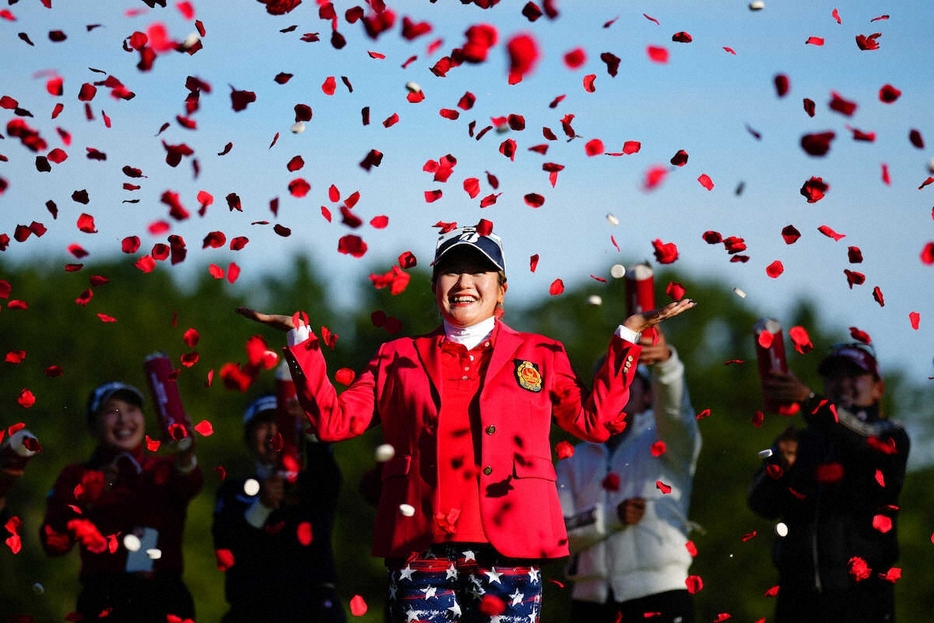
left=238, top=226, right=694, bottom=623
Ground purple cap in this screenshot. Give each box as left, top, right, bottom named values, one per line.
left=817, top=342, right=881, bottom=378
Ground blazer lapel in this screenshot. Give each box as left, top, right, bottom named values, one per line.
left=486, top=321, right=524, bottom=386
left=413, top=328, right=445, bottom=409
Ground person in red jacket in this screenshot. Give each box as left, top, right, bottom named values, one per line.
left=238, top=225, right=694, bottom=623
left=40, top=382, right=202, bottom=623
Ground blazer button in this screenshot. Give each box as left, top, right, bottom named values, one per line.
left=485, top=425, right=496, bottom=435
left=483, top=466, right=493, bottom=476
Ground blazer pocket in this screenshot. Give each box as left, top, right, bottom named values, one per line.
left=512, top=454, right=557, bottom=482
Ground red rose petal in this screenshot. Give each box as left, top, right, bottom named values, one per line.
left=582, top=74, right=597, bottom=93
left=335, top=368, right=356, bottom=386
left=789, top=326, right=813, bottom=354
left=287, top=155, right=304, bottom=172
left=337, top=234, right=367, bottom=258
left=801, top=131, right=835, bottom=156
left=665, top=282, right=686, bottom=301
left=194, top=420, right=214, bottom=437
left=554, top=440, right=574, bottom=460
left=781, top=225, right=801, bottom=244
left=879, top=84, right=901, bottom=103
left=848, top=328, right=872, bottom=347
left=766, top=260, right=784, bottom=278
left=549, top=279, right=565, bottom=296
left=698, top=173, right=714, bottom=190
left=920, top=242, right=934, bottom=265
left=349, top=595, right=367, bottom=617
left=507, top=33, right=539, bottom=82
left=229, top=86, right=256, bottom=112
left=563, top=47, right=586, bottom=69
left=647, top=45, right=669, bottom=63
left=829, top=91, right=857, bottom=116
left=844, top=270, right=866, bottom=289
left=685, top=575, right=703, bottom=595
left=656, top=480, right=672, bottom=494
left=817, top=225, right=845, bottom=241
left=872, top=286, right=885, bottom=307
left=909, top=312, right=920, bottom=330
left=652, top=239, right=679, bottom=264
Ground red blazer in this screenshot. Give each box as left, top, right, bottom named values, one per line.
left=284, top=321, right=641, bottom=560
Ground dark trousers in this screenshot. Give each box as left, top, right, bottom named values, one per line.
left=774, top=577, right=895, bottom=623
left=77, top=572, right=195, bottom=623
left=570, top=589, right=695, bottom=623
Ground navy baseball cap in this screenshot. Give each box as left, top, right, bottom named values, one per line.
left=818, top=342, right=881, bottom=379
left=433, top=227, right=506, bottom=275
left=86, top=382, right=145, bottom=426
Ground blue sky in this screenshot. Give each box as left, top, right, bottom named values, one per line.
left=1, top=0, right=933, bottom=381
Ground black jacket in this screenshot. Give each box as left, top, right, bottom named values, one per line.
left=749, top=396, right=909, bottom=595
left=213, top=441, right=343, bottom=623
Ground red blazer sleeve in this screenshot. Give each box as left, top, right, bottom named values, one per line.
left=550, top=333, right=641, bottom=443
left=283, top=333, right=381, bottom=442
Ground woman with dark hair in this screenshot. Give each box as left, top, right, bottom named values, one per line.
left=238, top=225, right=694, bottom=622
left=40, top=381, right=202, bottom=623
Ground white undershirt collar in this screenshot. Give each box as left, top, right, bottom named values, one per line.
left=443, top=316, right=495, bottom=351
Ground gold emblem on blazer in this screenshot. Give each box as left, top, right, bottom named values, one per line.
left=515, top=360, right=543, bottom=393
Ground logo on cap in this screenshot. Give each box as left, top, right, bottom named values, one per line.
left=433, top=227, right=506, bottom=274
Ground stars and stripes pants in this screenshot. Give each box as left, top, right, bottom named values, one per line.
left=385, top=543, right=542, bottom=623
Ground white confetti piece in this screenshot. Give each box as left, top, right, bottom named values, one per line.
left=405, top=81, right=421, bottom=93
left=375, top=443, right=395, bottom=462
left=758, top=448, right=773, bottom=458
left=610, top=264, right=627, bottom=279
left=733, top=287, right=747, bottom=298
left=606, top=213, right=619, bottom=226
left=587, top=295, right=603, bottom=306
left=123, top=534, right=141, bottom=552
left=291, top=121, right=306, bottom=134
left=243, top=478, right=260, bottom=497
left=399, top=504, right=415, bottom=517
left=147, top=548, right=162, bottom=560
left=749, top=1, right=765, bottom=10
left=775, top=522, right=789, bottom=537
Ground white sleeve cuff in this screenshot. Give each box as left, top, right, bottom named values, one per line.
left=614, top=325, right=642, bottom=344
left=287, top=325, right=312, bottom=347
left=244, top=498, right=273, bottom=529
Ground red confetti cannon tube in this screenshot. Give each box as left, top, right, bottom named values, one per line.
left=144, top=352, right=193, bottom=450
left=625, top=262, right=656, bottom=317
left=275, top=361, right=303, bottom=482
left=0, top=429, right=40, bottom=497
left=753, top=319, right=799, bottom=415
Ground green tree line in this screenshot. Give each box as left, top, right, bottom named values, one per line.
left=0, top=256, right=931, bottom=621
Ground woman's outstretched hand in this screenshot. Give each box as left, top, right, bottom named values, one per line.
left=235, top=307, right=297, bottom=332
left=622, top=298, right=696, bottom=334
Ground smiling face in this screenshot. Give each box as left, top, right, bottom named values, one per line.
left=432, top=248, right=507, bottom=329
left=94, top=397, right=146, bottom=453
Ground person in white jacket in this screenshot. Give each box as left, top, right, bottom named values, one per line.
left=557, top=327, right=701, bottom=623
